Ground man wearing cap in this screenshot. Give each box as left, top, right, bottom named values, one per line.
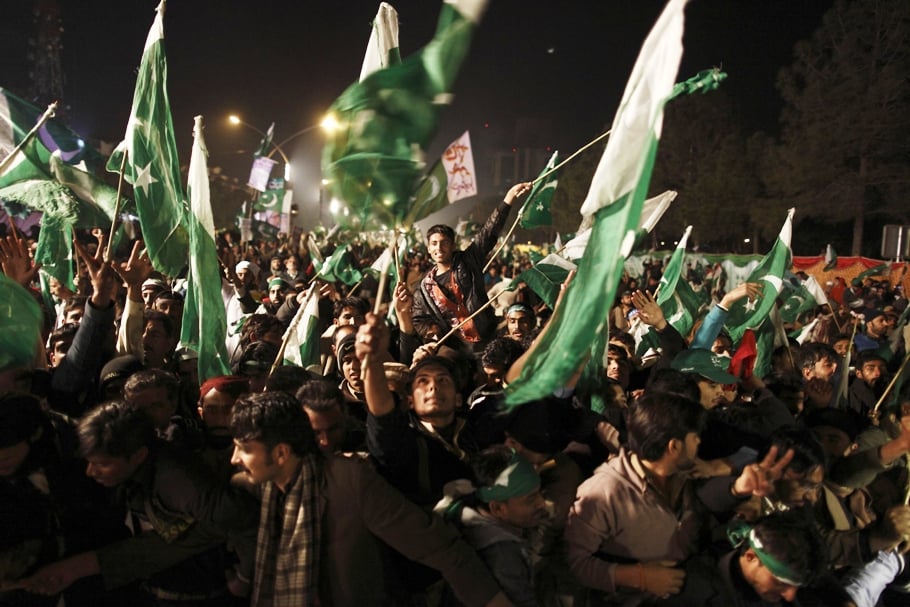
left=504, top=303, right=535, bottom=343
left=412, top=182, right=531, bottom=349
left=436, top=446, right=548, bottom=607
left=670, top=348, right=739, bottom=410
left=855, top=309, right=891, bottom=353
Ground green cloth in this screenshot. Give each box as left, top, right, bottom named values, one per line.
left=0, top=271, right=42, bottom=371
left=724, top=209, right=794, bottom=343
left=519, top=151, right=560, bottom=228
left=105, top=1, right=188, bottom=277
left=475, top=451, right=540, bottom=503
left=505, top=0, right=692, bottom=406
left=318, top=244, right=363, bottom=286
left=180, top=116, right=230, bottom=381
left=321, top=0, right=487, bottom=231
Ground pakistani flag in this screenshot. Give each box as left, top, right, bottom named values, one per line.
left=510, top=254, right=576, bottom=310
left=322, top=0, right=488, bottom=231
left=283, top=287, right=321, bottom=369
left=854, top=262, right=890, bottom=284
left=779, top=274, right=827, bottom=324
left=255, top=177, right=287, bottom=212
left=318, top=244, right=363, bottom=286
left=181, top=116, right=230, bottom=381
left=254, top=122, right=275, bottom=158
left=724, top=208, right=794, bottom=344
left=106, top=0, right=188, bottom=277
left=360, top=2, right=401, bottom=81
left=519, top=151, right=559, bottom=229
left=505, top=0, right=693, bottom=406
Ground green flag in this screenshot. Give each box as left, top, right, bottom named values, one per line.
left=854, top=262, right=890, bottom=284
left=724, top=208, right=794, bottom=344
left=322, top=0, right=488, bottom=231
left=318, top=244, right=363, bottom=286
left=254, top=177, right=287, bottom=213
left=360, top=2, right=402, bottom=81
left=283, top=288, right=322, bottom=369
left=106, top=0, right=188, bottom=277
left=254, top=122, right=275, bottom=158
left=823, top=244, right=837, bottom=271
left=505, top=0, right=694, bottom=406
left=519, top=151, right=559, bottom=229
left=0, top=271, right=42, bottom=372
left=181, top=116, right=230, bottom=381
left=779, top=274, right=827, bottom=324
left=509, top=254, right=576, bottom=310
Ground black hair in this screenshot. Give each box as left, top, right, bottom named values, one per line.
left=230, top=391, right=317, bottom=457
left=743, top=509, right=827, bottom=586
left=144, top=309, right=176, bottom=339
left=48, top=323, right=79, bottom=352
left=645, top=368, right=701, bottom=403
left=426, top=224, right=455, bottom=243
left=626, top=392, right=706, bottom=462
left=761, top=426, right=826, bottom=475
left=296, top=379, right=345, bottom=413
left=232, top=341, right=280, bottom=376
left=481, top=337, right=526, bottom=370
left=332, top=296, right=370, bottom=320
left=123, top=369, right=180, bottom=403
left=266, top=366, right=318, bottom=396
left=407, top=356, right=459, bottom=393
left=471, top=445, right=517, bottom=504
left=77, top=400, right=155, bottom=459
left=241, top=314, right=284, bottom=346
left=796, top=342, right=837, bottom=373
left=153, top=290, right=184, bottom=304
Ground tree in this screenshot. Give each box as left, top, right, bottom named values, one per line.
left=772, top=0, right=910, bottom=255
left=649, top=90, right=763, bottom=252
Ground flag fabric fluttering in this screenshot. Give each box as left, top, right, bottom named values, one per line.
left=253, top=122, right=275, bottom=158
left=519, top=151, right=559, bottom=229
left=360, top=2, right=401, bottom=81
left=408, top=130, right=478, bottom=225
left=509, top=254, right=577, bottom=310
left=105, top=0, right=188, bottom=277
left=0, top=271, right=43, bottom=372
left=321, top=0, right=488, bottom=232
left=779, top=274, right=828, bottom=324
left=318, top=244, right=364, bottom=286
left=504, top=0, right=692, bottom=406
left=181, top=116, right=231, bottom=381
left=283, top=288, right=322, bottom=369
left=724, top=208, right=795, bottom=344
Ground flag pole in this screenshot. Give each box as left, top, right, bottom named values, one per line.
left=0, top=101, right=58, bottom=175
left=871, top=350, right=910, bottom=419
left=363, top=239, right=394, bottom=368
left=269, top=286, right=317, bottom=377
left=436, top=289, right=507, bottom=346
left=482, top=128, right=612, bottom=273
left=105, top=150, right=128, bottom=262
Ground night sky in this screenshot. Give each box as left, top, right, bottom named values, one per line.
left=2, top=0, right=835, bottom=220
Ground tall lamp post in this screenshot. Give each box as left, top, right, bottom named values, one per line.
left=228, top=114, right=339, bottom=229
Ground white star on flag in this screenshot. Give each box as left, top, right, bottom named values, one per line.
left=133, top=162, right=158, bottom=194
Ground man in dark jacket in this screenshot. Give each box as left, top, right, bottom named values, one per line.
left=412, top=182, right=530, bottom=348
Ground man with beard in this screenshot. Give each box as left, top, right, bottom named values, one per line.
left=848, top=350, right=888, bottom=419
left=564, top=393, right=793, bottom=605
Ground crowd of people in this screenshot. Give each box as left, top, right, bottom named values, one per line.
left=1, top=180, right=910, bottom=607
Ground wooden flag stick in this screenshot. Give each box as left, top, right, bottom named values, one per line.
left=0, top=101, right=58, bottom=175
left=482, top=128, right=613, bottom=273
left=105, top=150, right=129, bottom=262
left=871, top=350, right=910, bottom=419
left=362, top=239, right=394, bottom=368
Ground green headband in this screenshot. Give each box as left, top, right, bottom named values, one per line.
left=268, top=278, right=287, bottom=289
left=727, top=521, right=804, bottom=587
left=476, top=450, right=540, bottom=503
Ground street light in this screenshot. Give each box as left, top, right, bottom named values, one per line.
left=227, top=114, right=291, bottom=166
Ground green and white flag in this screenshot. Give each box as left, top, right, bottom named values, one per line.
left=824, top=243, right=837, bottom=271
left=254, top=177, right=287, bottom=212
left=724, top=208, right=794, bottom=344
left=779, top=274, right=827, bottom=324
left=283, top=288, right=321, bottom=369
left=105, top=0, right=188, bottom=277
left=519, top=151, right=559, bottom=229
left=509, top=253, right=576, bottom=310
left=318, top=244, right=363, bottom=286
left=0, top=271, right=42, bottom=372
left=505, top=0, right=691, bottom=406
left=181, top=116, right=230, bottom=381
left=322, top=0, right=488, bottom=231
left=360, top=2, right=401, bottom=81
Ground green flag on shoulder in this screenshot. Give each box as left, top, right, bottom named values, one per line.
left=106, top=0, right=188, bottom=277
left=318, top=244, right=363, bottom=286
left=181, top=116, right=230, bottom=381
